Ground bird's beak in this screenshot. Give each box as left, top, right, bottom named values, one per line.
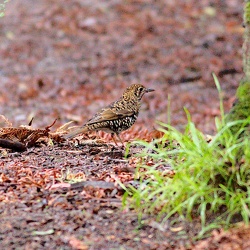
left=145, top=88, right=155, bottom=93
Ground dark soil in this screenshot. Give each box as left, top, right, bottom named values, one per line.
left=0, top=0, right=248, bottom=249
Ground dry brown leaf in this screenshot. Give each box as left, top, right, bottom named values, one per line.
left=67, top=236, right=89, bottom=250
left=0, top=115, right=12, bottom=127
left=0, top=119, right=64, bottom=147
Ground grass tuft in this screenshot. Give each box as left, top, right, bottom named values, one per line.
left=124, top=76, right=250, bottom=236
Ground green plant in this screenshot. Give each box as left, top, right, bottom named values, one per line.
left=0, top=0, right=9, bottom=17
left=124, top=76, right=250, bottom=237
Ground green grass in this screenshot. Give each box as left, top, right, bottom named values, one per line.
left=0, top=0, right=9, bottom=17
left=123, top=76, right=250, bottom=237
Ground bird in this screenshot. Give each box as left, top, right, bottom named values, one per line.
left=64, top=84, right=154, bottom=145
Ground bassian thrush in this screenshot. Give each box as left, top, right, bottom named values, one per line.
left=64, top=84, right=154, bottom=144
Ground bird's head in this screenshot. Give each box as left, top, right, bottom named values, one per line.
left=123, top=84, right=154, bottom=101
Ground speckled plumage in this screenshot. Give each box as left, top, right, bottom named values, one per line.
left=64, top=84, right=154, bottom=144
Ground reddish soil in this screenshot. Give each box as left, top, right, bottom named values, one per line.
left=0, top=0, right=247, bottom=249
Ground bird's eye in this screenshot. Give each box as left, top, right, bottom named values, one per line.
left=138, top=87, right=144, bottom=92
left=136, top=86, right=144, bottom=97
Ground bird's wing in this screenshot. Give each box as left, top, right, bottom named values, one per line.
left=87, top=108, right=135, bottom=125
left=64, top=109, right=136, bottom=139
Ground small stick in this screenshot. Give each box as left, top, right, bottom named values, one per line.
left=0, top=139, right=27, bottom=152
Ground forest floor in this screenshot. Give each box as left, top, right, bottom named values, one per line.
left=1, top=0, right=249, bottom=249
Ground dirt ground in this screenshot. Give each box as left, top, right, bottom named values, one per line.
left=0, top=0, right=248, bottom=249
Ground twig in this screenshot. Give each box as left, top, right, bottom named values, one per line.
left=0, top=139, right=27, bottom=152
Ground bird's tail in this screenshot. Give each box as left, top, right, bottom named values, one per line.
left=64, top=126, right=89, bottom=140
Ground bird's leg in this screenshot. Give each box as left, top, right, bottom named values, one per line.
left=116, top=133, right=124, bottom=145
left=111, top=133, right=118, bottom=146
left=116, top=133, right=125, bottom=148
left=111, top=133, right=124, bottom=147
